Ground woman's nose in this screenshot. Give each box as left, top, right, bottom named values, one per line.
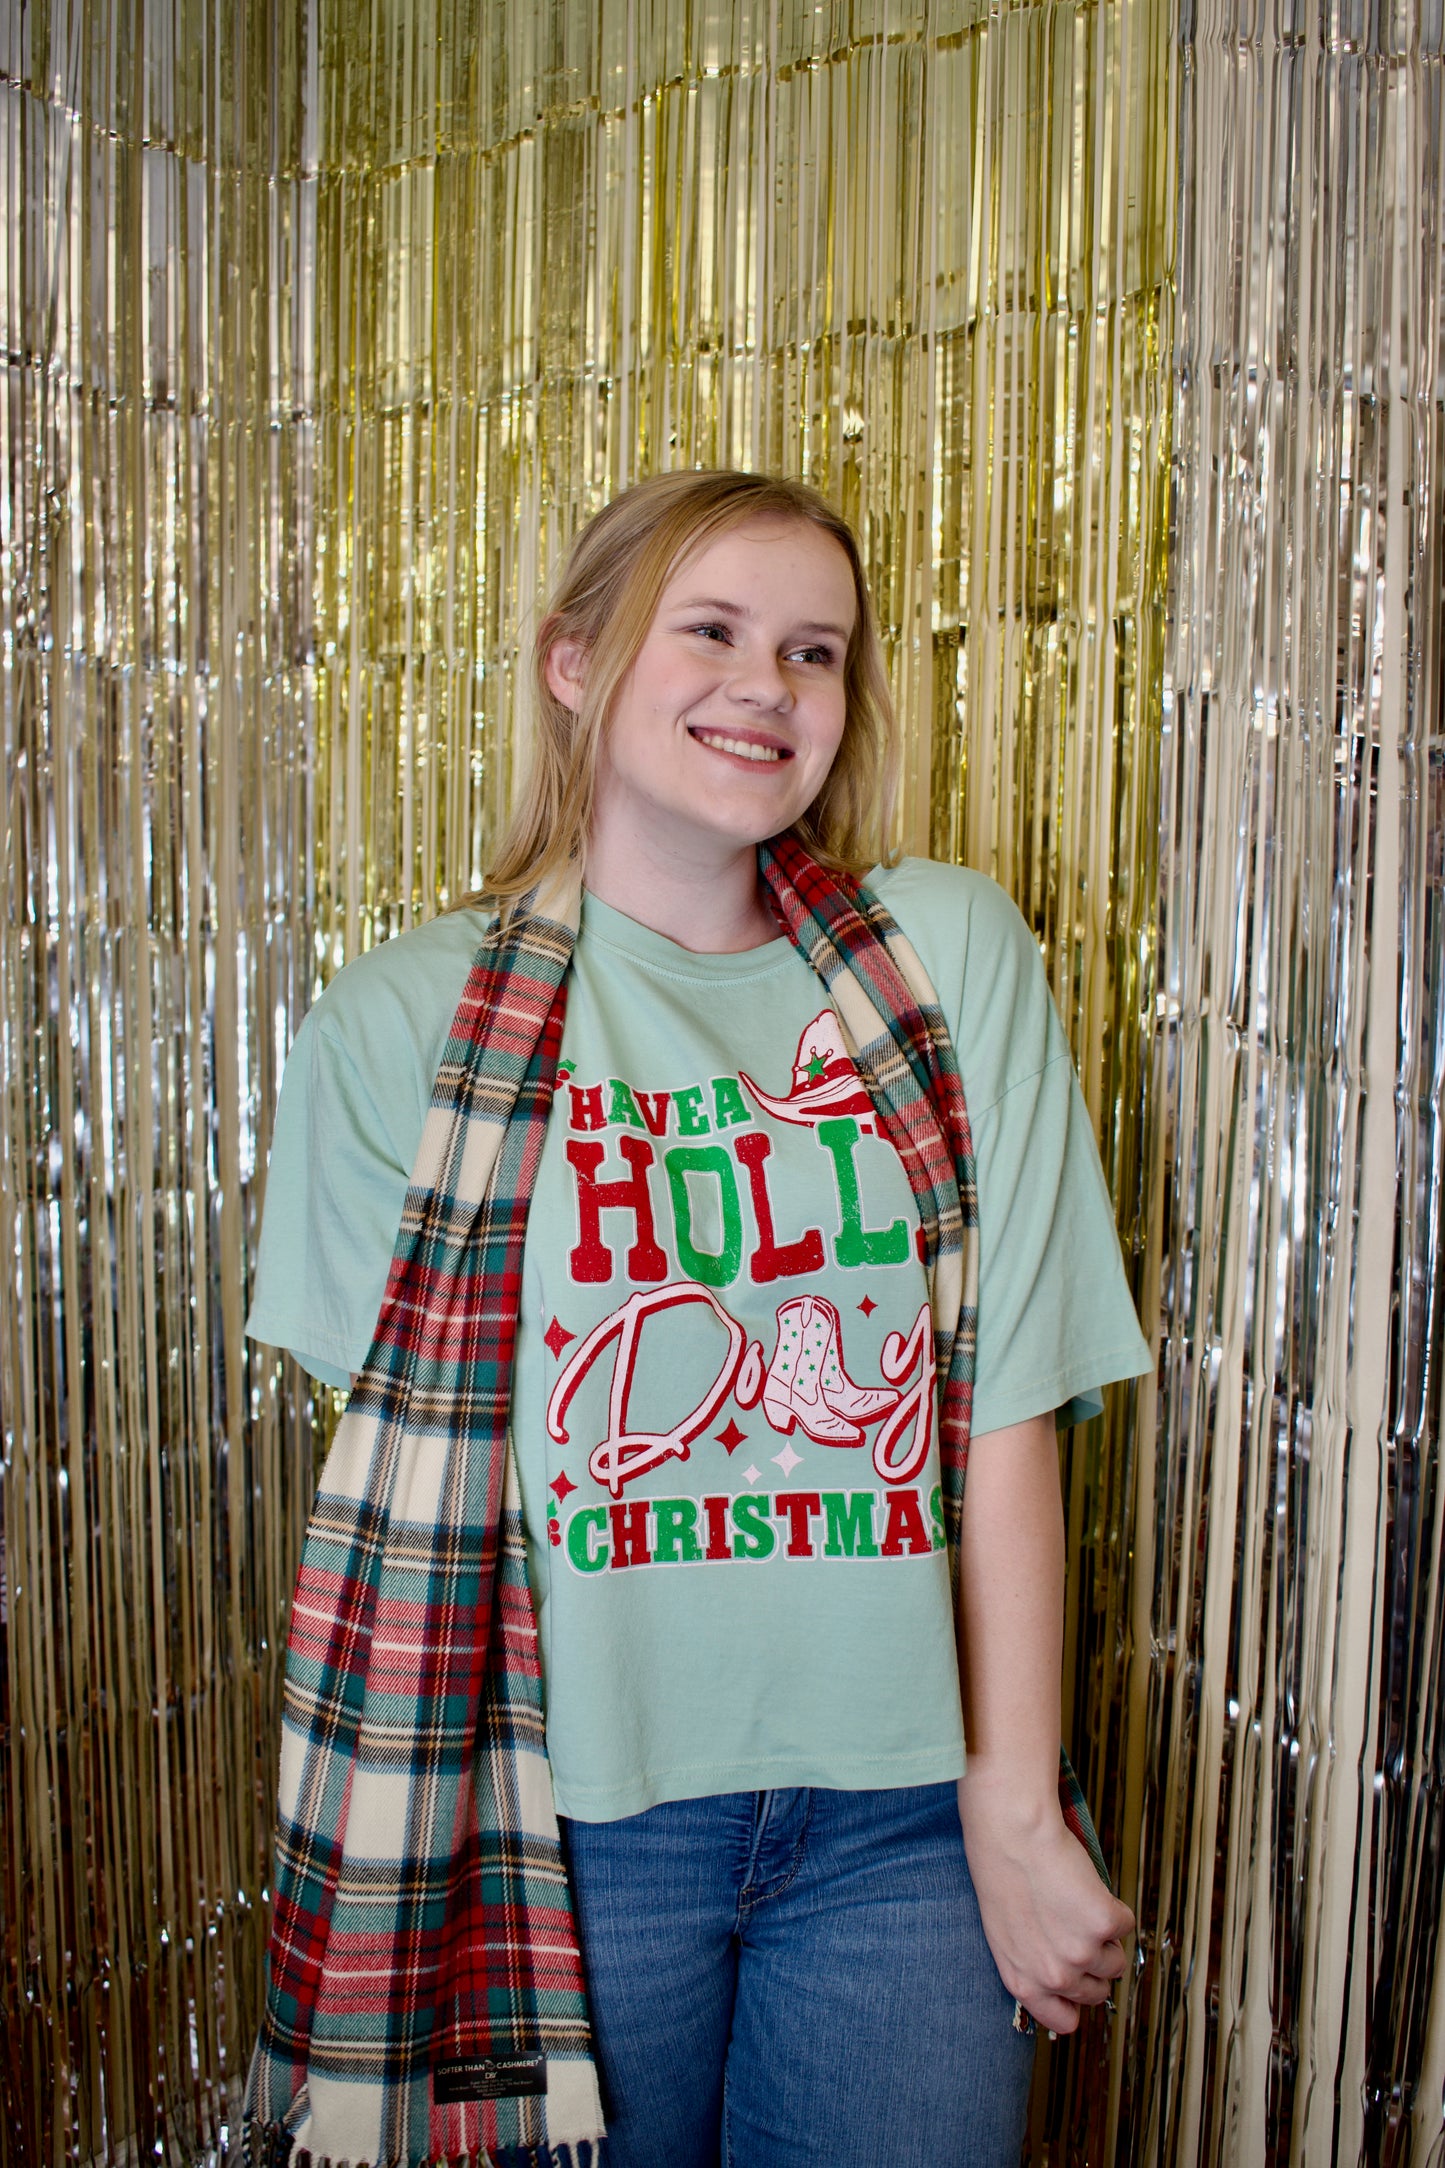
left=727, top=647, right=793, bottom=709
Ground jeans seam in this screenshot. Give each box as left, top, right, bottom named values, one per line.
left=738, top=1788, right=773, bottom=1898
left=736, top=1788, right=814, bottom=1919
left=721, top=2074, right=735, bottom=2168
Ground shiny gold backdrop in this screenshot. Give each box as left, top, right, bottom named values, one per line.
left=1, top=3, right=1440, bottom=2167
left=2, top=0, right=319, bottom=2159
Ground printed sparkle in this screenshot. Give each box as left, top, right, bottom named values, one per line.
left=771, top=1443, right=803, bottom=1479
left=550, top=1471, right=577, bottom=1503
left=715, top=1419, right=747, bottom=1454
left=743, top=1465, right=762, bottom=1486
left=857, top=1295, right=877, bottom=1317
left=544, top=1316, right=576, bottom=1359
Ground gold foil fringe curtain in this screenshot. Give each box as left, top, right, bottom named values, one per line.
left=2, top=0, right=319, bottom=2160
left=1, top=4, right=1441, bottom=2166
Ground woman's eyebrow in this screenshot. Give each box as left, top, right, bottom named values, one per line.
left=669, top=595, right=852, bottom=639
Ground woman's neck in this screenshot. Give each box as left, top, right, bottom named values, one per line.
left=583, top=832, right=780, bottom=954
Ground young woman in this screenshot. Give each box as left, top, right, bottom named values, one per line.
left=243, top=471, right=1149, bottom=2168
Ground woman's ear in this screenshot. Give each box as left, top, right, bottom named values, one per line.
left=544, top=635, right=589, bottom=714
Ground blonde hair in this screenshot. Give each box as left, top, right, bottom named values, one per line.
left=480, top=470, right=898, bottom=904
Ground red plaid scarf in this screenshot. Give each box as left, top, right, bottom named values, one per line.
left=244, top=837, right=1099, bottom=2167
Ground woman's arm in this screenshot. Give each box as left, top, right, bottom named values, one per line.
left=955, top=1412, right=1135, bottom=2033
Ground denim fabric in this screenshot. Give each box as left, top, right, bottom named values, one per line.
left=557, top=1782, right=1035, bottom=2167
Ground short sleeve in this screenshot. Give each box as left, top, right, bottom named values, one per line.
left=867, top=858, right=1152, bottom=1432
left=245, top=912, right=484, bottom=1386
left=967, top=1041, right=1150, bottom=1432
left=245, top=1017, right=414, bottom=1385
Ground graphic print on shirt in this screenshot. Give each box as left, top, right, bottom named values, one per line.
left=737, top=1008, right=881, bottom=1133
left=541, top=1010, right=941, bottom=1574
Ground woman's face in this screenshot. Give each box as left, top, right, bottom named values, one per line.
left=585, top=516, right=858, bottom=870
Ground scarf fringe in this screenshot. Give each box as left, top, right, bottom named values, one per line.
left=244, top=2124, right=602, bottom=2168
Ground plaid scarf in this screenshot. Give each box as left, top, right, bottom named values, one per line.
left=244, top=835, right=1100, bottom=2168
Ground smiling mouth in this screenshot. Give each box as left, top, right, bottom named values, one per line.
left=688, top=727, right=789, bottom=764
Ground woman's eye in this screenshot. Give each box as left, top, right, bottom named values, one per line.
left=691, top=622, right=730, bottom=642
left=791, top=645, right=835, bottom=667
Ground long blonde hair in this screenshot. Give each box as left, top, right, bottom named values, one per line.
left=480, top=470, right=898, bottom=904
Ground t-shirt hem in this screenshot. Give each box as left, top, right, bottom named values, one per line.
left=246, top=1307, right=356, bottom=1355
left=970, top=1336, right=1153, bottom=1438
left=245, top=1310, right=359, bottom=1386
left=551, top=1742, right=966, bottom=1823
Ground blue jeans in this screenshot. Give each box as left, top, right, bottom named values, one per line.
left=558, top=1782, right=1035, bottom=2167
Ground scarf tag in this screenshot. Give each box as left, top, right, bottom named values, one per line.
left=434, top=2053, right=547, bottom=2103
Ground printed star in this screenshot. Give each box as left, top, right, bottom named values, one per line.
left=804, top=1054, right=828, bottom=1080
left=550, top=1471, right=577, bottom=1503
left=715, top=1418, right=747, bottom=1454
left=742, top=1464, right=763, bottom=1486
left=857, top=1295, right=877, bottom=1318
left=544, top=1316, right=576, bottom=1359
left=771, top=1443, right=803, bottom=1479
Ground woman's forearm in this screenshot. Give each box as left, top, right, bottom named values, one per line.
left=954, top=1413, right=1135, bottom=2031
left=955, top=1413, right=1068, bottom=1814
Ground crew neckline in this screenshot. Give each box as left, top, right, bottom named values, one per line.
left=578, top=889, right=798, bottom=980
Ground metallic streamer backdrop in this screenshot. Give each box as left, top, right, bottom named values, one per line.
left=0, top=5, right=1440, bottom=2168
left=1126, top=7, right=1445, bottom=2165
left=2, top=0, right=320, bottom=2159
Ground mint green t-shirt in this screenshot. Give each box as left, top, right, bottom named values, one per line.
left=247, top=859, right=1151, bottom=1819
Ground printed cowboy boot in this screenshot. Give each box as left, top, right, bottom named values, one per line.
left=810, top=1296, right=900, bottom=1422
left=762, top=1297, right=864, bottom=1446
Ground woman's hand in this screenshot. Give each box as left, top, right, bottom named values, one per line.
left=957, top=1776, right=1134, bottom=2034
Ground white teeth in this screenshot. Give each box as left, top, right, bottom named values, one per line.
left=692, top=730, right=784, bottom=763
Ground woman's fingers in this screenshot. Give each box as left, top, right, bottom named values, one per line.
left=1018, top=1966, right=1118, bottom=2032
left=1090, top=1932, right=1130, bottom=1983
left=1022, top=1931, right=1132, bottom=2031
left=1023, top=1989, right=1086, bottom=2035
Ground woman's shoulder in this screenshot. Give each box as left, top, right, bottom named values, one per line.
left=868, top=854, right=1031, bottom=942
left=303, top=906, right=493, bottom=1054
left=866, top=855, right=1045, bottom=995
left=866, top=857, right=1061, bottom=1109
